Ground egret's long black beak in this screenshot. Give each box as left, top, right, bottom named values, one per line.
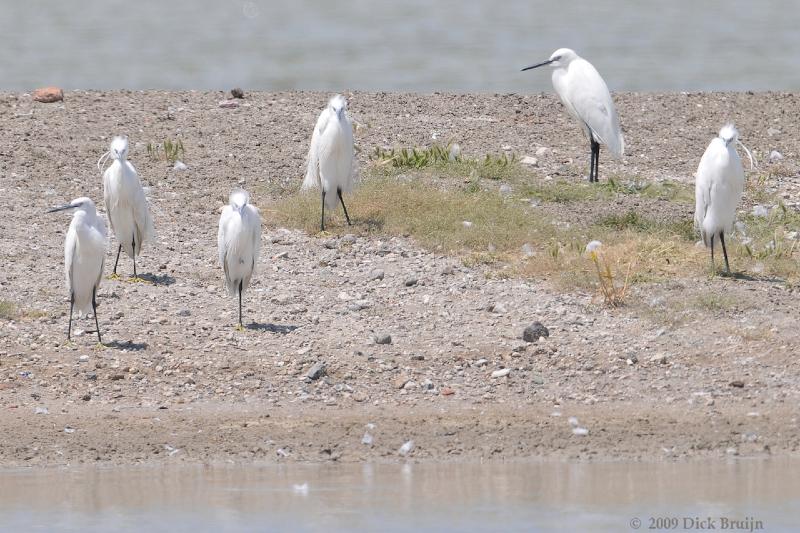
left=521, top=59, right=554, bottom=72
left=46, top=203, right=75, bottom=214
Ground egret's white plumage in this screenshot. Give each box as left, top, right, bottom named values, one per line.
left=694, top=124, right=746, bottom=273
left=303, top=94, right=355, bottom=230
left=522, top=48, right=624, bottom=182
left=100, top=136, right=154, bottom=276
left=218, top=189, right=262, bottom=327
left=47, top=197, right=107, bottom=342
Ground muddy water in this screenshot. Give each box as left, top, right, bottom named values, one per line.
left=0, top=459, right=797, bottom=532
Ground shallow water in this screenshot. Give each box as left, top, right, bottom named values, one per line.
left=0, top=459, right=797, bottom=532
left=1, top=0, right=799, bottom=92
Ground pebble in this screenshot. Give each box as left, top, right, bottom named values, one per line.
left=572, top=427, right=589, bottom=436
left=499, top=184, right=512, bottom=196
left=218, top=99, right=239, bottom=109
left=421, top=379, right=434, bottom=390
left=767, top=127, right=781, bottom=136
left=491, top=368, right=511, bottom=378
left=462, top=221, right=473, bottom=228
left=361, top=432, right=374, bottom=446
left=374, top=333, right=392, bottom=345
left=35, top=406, right=48, bottom=415
left=398, top=440, right=415, bottom=456
left=173, top=161, right=188, bottom=171
left=394, top=375, right=410, bottom=389
left=33, top=87, right=64, bottom=103
left=730, top=380, right=745, bottom=388
left=523, top=322, right=550, bottom=342
left=441, top=387, right=455, bottom=396
left=306, top=361, right=327, bottom=381
left=404, top=277, right=418, bottom=287
left=79, top=355, right=89, bottom=362
left=369, top=269, right=385, bottom=281
left=752, top=205, right=769, bottom=218
left=769, top=150, right=784, bottom=162
left=521, top=156, right=539, bottom=166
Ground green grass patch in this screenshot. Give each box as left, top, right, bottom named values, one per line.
left=147, top=139, right=185, bottom=164
left=0, top=300, right=16, bottom=320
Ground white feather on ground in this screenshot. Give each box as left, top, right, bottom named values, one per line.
left=101, top=136, right=154, bottom=258
left=694, top=124, right=745, bottom=248
left=218, top=189, right=261, bottom=296
left=302, top=94, right=355, bottom=210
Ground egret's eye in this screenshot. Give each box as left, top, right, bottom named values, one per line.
left=554, top=56, right=562, bottom=61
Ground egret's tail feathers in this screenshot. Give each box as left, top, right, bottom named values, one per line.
left=302, top=154, right=320, bottom=191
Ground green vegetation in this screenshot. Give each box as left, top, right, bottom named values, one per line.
left=0, top=300, right=16, bottom=320
left=147, top=139, right=185, bottom=164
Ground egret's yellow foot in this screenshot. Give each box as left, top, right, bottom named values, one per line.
left=107, top=273, right=121, bottom=280
left=235, top=324, right=245, bottom=332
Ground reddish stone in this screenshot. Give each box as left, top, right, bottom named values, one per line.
left=33, top=87, right=64, bottom=103
left=441, top=387, right=455, bottom=396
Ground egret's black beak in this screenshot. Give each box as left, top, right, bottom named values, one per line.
left=46, top=203, right=75, bottom=214
left=521, top=59, right=555, bottom=72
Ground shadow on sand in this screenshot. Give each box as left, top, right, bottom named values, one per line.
left=246, top=322, right=300, bottom=335
left=105, top=340, right=149, bottom=351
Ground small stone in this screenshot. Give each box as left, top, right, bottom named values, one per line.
left=35, top=406, right=48, bottom=415
left=491, top=368, right=511, bottom=378
left=361, top=432, right=373, bottom=446
left=306, top=361, right=327, bottom=381
left=110, top=374, right=124, bottom=381
left=33, top=87, right=63, bottom=103
left=521, top=243, right=535, bottom=257
left=572, top=427, right=589, bottom=436
left=752, top=205, right=769, bottom=218
left=767, top=127, right=781, bottom=136
left=421, top=379, right=434, bottom=390
left=323, top=239, right=338, bottom=249
left=441, top=387, right=455, bottom=396
left=353, top=391, right=368, bottom=402
left=448, top=144, right=461, bottom=161
left=230, top=87, right=245, bottom=99
left=441, top=265, right=455, bottom=275
left=511, top=341, right=527, bottom=353
left=393, top=375, right=410, bottom=389
left=404, top=277, right=418, bottom=287
left=649, top=354, right=667, bottom=365
left=475, top=358, right=489, bottom=367
left=398, top=440, right=415, bottom=456
left=769, top=150, right=784, bottom=162
left=369, top=269, right=385, bottom=281
left=499, top=184, right=512, bottom=196
left=374, top=333, right=392, bottom=345
left=173, top=161, right=188, bottom=171
left=462, top=221, right=473, bottom=228
left=79, top=355, right=89, bottom=362
left=490, top=302, right=507, bottom=314
left=523, top=322, right=550, bottom=342
left=521, top=155, right=539, bottom=166
left=81, top=393, right=91, bottom=401
left=403, top=381, right=418, bottom=390
left=218, top=99, right=239, bottom=109
left=730, top=380, right=745, bottom=388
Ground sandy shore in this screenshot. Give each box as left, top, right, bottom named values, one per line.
left=0, top=90, right=799, bottom=467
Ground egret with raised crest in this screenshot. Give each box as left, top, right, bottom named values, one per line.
left=694, top=124, right=754, bottom=274
left=303, top=94, right=355, bottom=231
left=99, top=136, right=154, bottom=278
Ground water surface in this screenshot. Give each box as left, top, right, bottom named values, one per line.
left=0, top=459, right=797, bottom=532
left=1, top=0, right=799, bottom=92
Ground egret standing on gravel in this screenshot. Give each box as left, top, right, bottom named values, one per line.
left=303, top=94, right=355, bottom=231
left=99, top=136, right=154, bottom=278
left=694, top=124, right=752, bottom=274
left=47, top=197, right=107, bottom=342
left=218, top=189, right=262, bottom=328
left=522, top=48, right=624, bottom=182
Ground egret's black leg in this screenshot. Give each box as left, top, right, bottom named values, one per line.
left=588, top=139, right=596, bottom=182
left=238, top=280, right=243, bottom=328
left=594, top=143, right=601, bottom=183
left=710, top=234, right=716, bottom=272
left=92, top=286, right=101, bottom=343
left=338, top=188, right=352, bottom=226
left=132, top=237, right=137, bottom=277
left=720, top=231, right=731, bottom=274
left=113, top=244, right=122, bottom=275
left=68, top=292, right=74, bottom=340
left=321, top=191, right=326, bottom=232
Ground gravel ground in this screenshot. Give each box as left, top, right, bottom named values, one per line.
left=0, top=90, right=799, bottom=467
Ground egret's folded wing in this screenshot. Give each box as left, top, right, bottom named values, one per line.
left=302, top=109, right=331, bottom=190
left=568, top=62, right=624, bottom=158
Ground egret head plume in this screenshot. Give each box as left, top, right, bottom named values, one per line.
left=718, top=124, right=739, bottom=146
left=329, top=94, right=347, bottom=119
left=229, top=189, right=250, bottom=212
left=110, top=136, right=129, bottom=161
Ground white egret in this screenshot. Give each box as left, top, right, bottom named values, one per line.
left=99, top=136, right=154, bottom=277
left=694, top=124, right=753, bottom=274
left=302, top=94, right=355, bottom=231
left=47, top=197, right=107, bottom=342
left=522, top=48, right=624, bottom=182
left=218, top=189, right=262, bottom=328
